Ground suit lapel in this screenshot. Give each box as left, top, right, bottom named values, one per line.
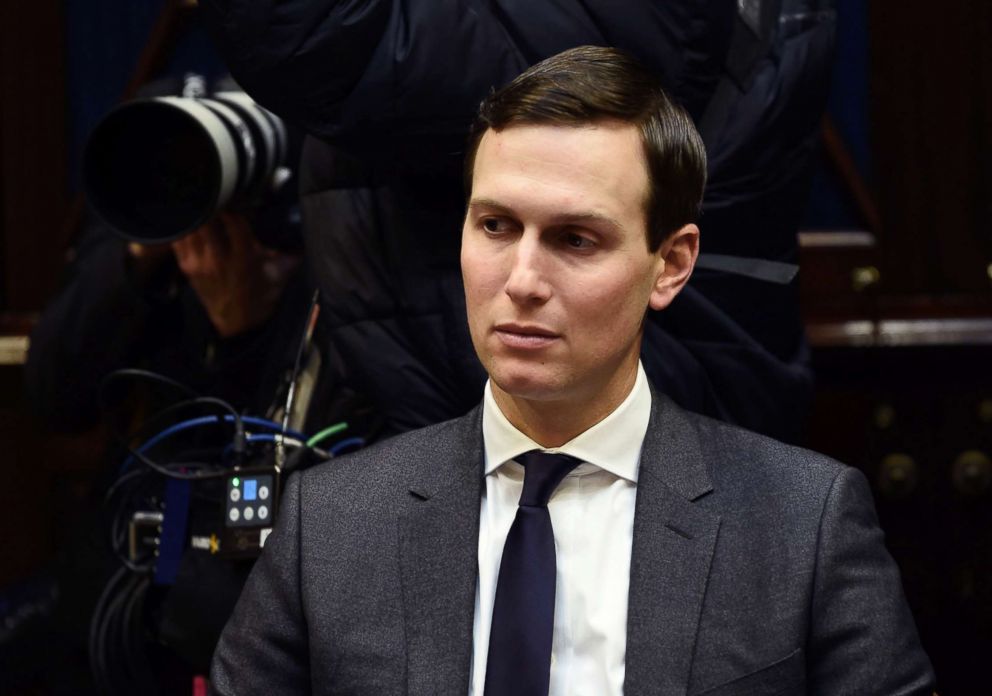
left=624, top=394, right=721, bottom=695
left=398, top=408, right=484, bottom=696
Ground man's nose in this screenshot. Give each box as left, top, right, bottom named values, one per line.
left=504, top=235, right=551, bottom=304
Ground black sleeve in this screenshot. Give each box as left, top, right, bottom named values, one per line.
left=198, top=0, right=524, bottom=162
left=197, top=0, right=733, bottom=158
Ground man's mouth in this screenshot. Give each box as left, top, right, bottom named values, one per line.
left=494, top=323, right=560, bottom=349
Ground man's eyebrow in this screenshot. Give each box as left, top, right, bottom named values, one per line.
left=466, top=198, right=513, bottom=215
left=555, top=211, right=624, bottom=232
left=467, top=198, right=623, bottom=231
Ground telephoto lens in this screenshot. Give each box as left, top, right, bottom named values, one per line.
left=83, top=88, right=288, bottom=243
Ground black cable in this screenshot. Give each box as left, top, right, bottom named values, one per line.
left=133, top=456, right=234, bottom=480
left=130, top=437, right=306, bottom=480
left=98, top=369, right=200, bottom=440
left=129, top=396, right=243, bottom=451
left=160, top=396, right=245, bottom=459
left=98, top=579, right=123, bottom=694
left=100, top=574, right=141, bottom=695
left=89, top=566, right=129, bottom=694
left=124, top=408, right=245, bottom=480
left=121, top=577, right=153, bottom=693
left=108, top=480, right=146, bottom=568
left=91, top=371, right=264, bottom=689
left=109, top=475, right=143, bottom=545
left=103, top=467, right=148, bottom=507
left=107, top=471, right=158, bottom=572
left=99, top=369, right=247, bottom=471
left=98, top=368, right=200, bottom=411
left=123, top=437, right=242, bottom=481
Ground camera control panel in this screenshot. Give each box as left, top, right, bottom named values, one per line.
left=226, top=473, right=274, bottom=527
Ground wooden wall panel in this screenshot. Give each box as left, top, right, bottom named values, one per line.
left=0, top=1, right=69, bottom=313
left=868, top=1, right=992, bottom=295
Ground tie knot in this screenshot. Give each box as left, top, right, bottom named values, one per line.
left=516, top=450, right=581, bottom=507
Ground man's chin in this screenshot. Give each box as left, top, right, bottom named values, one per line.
left=489, top=369, right=568, bottom=404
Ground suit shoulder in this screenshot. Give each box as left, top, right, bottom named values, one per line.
left=682, top=406, right=850, bottom=496
left=294, top=407, right=481, bottom=506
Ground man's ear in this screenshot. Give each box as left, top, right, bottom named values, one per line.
left=649, top=223, right=699, bottom=311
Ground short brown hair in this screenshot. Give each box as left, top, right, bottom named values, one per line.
left=465, top=45, right=706, bottom=252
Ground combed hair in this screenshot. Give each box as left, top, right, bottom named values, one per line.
left=465, top=45, right=706, bottom=252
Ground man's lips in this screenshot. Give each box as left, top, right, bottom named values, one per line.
left=493, top=323, right=560, bottom=349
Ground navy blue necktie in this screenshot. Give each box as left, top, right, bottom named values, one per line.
left=484, top=450, right=581, bottom=696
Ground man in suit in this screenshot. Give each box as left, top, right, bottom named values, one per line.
left=211, top=46, right=935, bottom=695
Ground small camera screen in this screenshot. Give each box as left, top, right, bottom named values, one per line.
left=244, top=479, right=258, bottom=501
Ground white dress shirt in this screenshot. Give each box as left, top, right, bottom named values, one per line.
left=469, top=363, right=652, bottom=696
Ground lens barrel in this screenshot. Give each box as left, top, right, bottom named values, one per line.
left=83, top=93, right=287, bottom=243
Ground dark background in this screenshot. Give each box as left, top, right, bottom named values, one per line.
left=1, top=0, right=990, bottom=693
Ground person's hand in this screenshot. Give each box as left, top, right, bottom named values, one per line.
left=171, top=213, right=299, bottom=337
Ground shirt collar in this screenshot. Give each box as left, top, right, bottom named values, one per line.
left=481, top=362, right=651, bottom=483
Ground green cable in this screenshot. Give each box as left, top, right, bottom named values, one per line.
left=306, top=422, right=349, bottom=448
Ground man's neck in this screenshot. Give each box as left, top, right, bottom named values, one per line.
left=490, top=365, right=639, bottom=448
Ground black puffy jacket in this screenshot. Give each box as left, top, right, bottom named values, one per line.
left=200, top=0, right=835, bottom=442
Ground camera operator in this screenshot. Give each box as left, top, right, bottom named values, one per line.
left=135, top=213, right=298, bottom=340
left=26, top=73, right=320, bottom=432
left=25, top=209, right=304, bottom=434
left=4, top=78, right=363, bottom=694
left=5, top=210, right=317, bottom=693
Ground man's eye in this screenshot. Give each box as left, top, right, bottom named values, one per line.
left=482, top=217, right=509, bottom=233
left=563, top=232, right=594, bottom=249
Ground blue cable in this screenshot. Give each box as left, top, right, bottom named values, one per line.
left=242, top=416, right=306, bottom=438
left=329, top=437, right=366, bottom=457
left=244, top=433, right=288, bottom=445
left=120, top=415, right=307, bottom=473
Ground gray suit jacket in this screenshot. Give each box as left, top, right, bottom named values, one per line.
left=211, top=395, right=935, bottom=695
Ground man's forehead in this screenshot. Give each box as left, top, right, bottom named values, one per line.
left=469, top=123, right=650, bottom=220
